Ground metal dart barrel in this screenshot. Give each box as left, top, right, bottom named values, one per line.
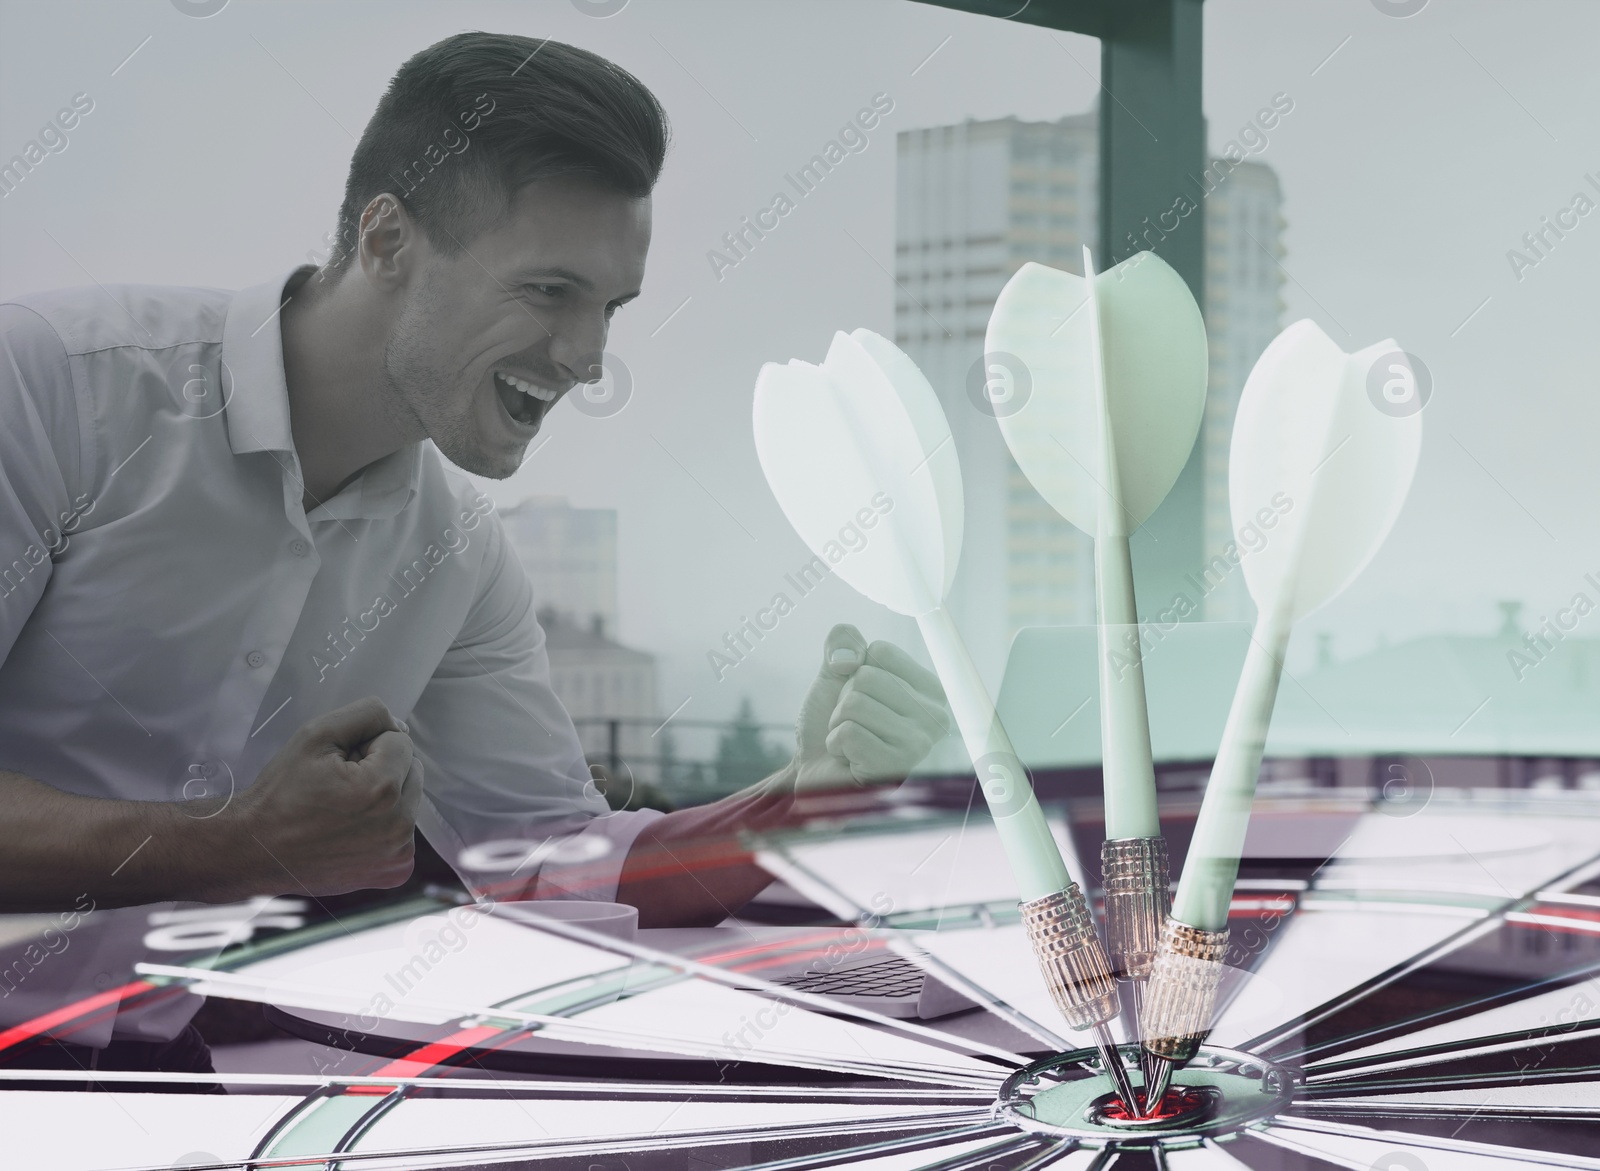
left=1101, top=836, right=1171, bottom=981
left=1102, top=836, right=1171, bottom=1099
left=1020, top=884, right=1138, bottom=1110
left=1137, top=917, right=1230, bottom=1117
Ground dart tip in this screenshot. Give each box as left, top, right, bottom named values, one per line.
left=1137, top=1055, right=1174, bottom=1118
left=1091, top=1023, right=1139, bottom=1113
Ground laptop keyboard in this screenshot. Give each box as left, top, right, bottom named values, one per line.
left=773, top=956, right=925, bottom=999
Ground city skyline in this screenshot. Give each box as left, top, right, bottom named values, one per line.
left=1, top=1, right=1594, bottom=731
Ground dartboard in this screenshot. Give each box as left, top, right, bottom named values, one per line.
left=2, top=779, right=1597, bottom=1170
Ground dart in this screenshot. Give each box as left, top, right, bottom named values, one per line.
left=986, top=247, right=1208, bottom=1064
left=1138, top=320, right=1424, bottom=1114
left=753, top=328, right=1139, bottom=1109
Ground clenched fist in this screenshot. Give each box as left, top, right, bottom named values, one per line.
left=791, top=624, right=951, bottom=791
left=220, top=696, right=421, bottom=898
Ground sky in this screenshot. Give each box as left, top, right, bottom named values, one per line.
left=2, top=0, right=1596, bottom=737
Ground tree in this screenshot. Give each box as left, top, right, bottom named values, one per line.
left=658, top=724, right=681, bottom=788
left=713, top=697, right=787, bottom=794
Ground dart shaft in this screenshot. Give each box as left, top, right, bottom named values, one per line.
left=1094, top=549, right=1161, bottom=840
left=1171, top=604, right=1291, bottom=931
left=917, top=606, right=1072, bottom=902
left=1087, top=254, right=1160, bottom=842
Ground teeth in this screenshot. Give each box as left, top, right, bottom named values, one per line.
left=496, top=370, right=557, bottom=402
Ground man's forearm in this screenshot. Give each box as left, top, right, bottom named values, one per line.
left=617, top=762, right=802, bottom=928
left=0, top=770, right=251, bottom=912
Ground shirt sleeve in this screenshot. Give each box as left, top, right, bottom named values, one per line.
left=405, top=506, right=662, bottom=904
left=0, top=304, right=85, bottom=667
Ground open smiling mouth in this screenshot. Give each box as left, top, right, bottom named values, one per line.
left=493, top=368, right=560, bottom=428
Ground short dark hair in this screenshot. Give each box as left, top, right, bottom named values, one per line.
left=323, top=32, right=668, bottom=278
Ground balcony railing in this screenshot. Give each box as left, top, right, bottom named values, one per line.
left=570, top=715, right=796, bottom=808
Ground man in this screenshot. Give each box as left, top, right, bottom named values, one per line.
left=0, top=33, right=949, bottom=1075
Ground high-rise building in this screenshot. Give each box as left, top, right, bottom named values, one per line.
left=500, top=497, right=661, bottom=781
left=1200, top=160, right=1287, bottom=621
left=499, top=496, right=619, bottom=635
left=894, top=113, right=1284, bottom=684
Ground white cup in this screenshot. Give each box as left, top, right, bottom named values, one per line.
left=514, top=899, right=639, bottom=943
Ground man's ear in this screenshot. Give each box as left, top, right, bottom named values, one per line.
left=358, top=194, right=419, bottom=292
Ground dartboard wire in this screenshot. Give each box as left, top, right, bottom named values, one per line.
left=106, top=1110, right=1008, bottom=1171
left=136, top=962, right=1002, bottom=1088
left=164, top=970, right=990, bottom=1090
left=1292, top=1099, right=1600, bottom=1123
left=324, top=1084, right=411, bottom=1161
left=1262, top=1113, right=1600, bottom=1170
left=1199, top=1136, right=1258, bottom=1168
left=1083, top=1148, right=1117, bottom=1171
left=895, top=1133, right=1071, bottom=1171
left=727, top=1126, right=1058, bottom=1171
left=885, top=936, right=1088, bottom=1058
left=1300, top=1063, right=1600, bottom=1097
left=1280, top=877, right=1600, bottom=1067
left=316, top=1023, right=576, bottom=1159
left=488, top=900, right=1033, bottom=1068
left=1240, top=844, right=1600, bottom=1059
left=1280, top=946, right=1600, bottom=1081
left=289, top=921, right=1023, bottom=1157
left=752, top=844, right=1079, bottom=1054
left=1241, top=1125, right=1417, bottom=1171
left=1000, top=1137, right=1081, bottom=1171
left=1300, top=1018, right=1600, bottom=1086
left=0, top=1066, right=999, bottom=1101
left=239, top=976, right=1010, bottom=1167
left=1295, top=960, right=1600, bottom=1077
left=748, top=810, right=994, bottom=938
left=315, top=1023, right=1011, bottom=1164
left=1283, top=1059, right=1600, bottom=1152
left=1287, top=962, right=1600, bottom=1080
left=236, top=1071, right=1000, bottom=1171
left=1240, top=912, right=1502, bottom=1058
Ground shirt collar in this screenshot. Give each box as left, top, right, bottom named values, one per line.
left=221, top=265, right=305, bottom=457
left=221, top=265, right=423, bottom=521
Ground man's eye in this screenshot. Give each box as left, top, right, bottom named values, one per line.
left=526, top=284, right=564, bottom=298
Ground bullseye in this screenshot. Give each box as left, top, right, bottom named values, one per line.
left=1094, top=1084, right=1216, bottom=1127
left=993, top=1044, right=1297, bottom=1149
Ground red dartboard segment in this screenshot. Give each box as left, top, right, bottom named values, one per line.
left=0, top=980, right=157, bottom=1054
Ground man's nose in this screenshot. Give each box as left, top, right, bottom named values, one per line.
left=548, top=312, right=610, bottom=384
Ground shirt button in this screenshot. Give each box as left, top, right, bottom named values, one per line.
left=290, top=538, right=310, bottom=557
left=246, top=650, right=267, bottom=668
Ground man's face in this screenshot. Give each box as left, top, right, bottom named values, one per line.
left=383, top=175, right=651, bottom=478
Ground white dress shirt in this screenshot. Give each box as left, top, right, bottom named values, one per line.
left=0, top=266, right=660, bottom=1042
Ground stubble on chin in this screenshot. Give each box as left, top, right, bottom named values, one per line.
left=432, top=411, right=518, bottom=478
left=385, top=352, right=503, bottom=478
